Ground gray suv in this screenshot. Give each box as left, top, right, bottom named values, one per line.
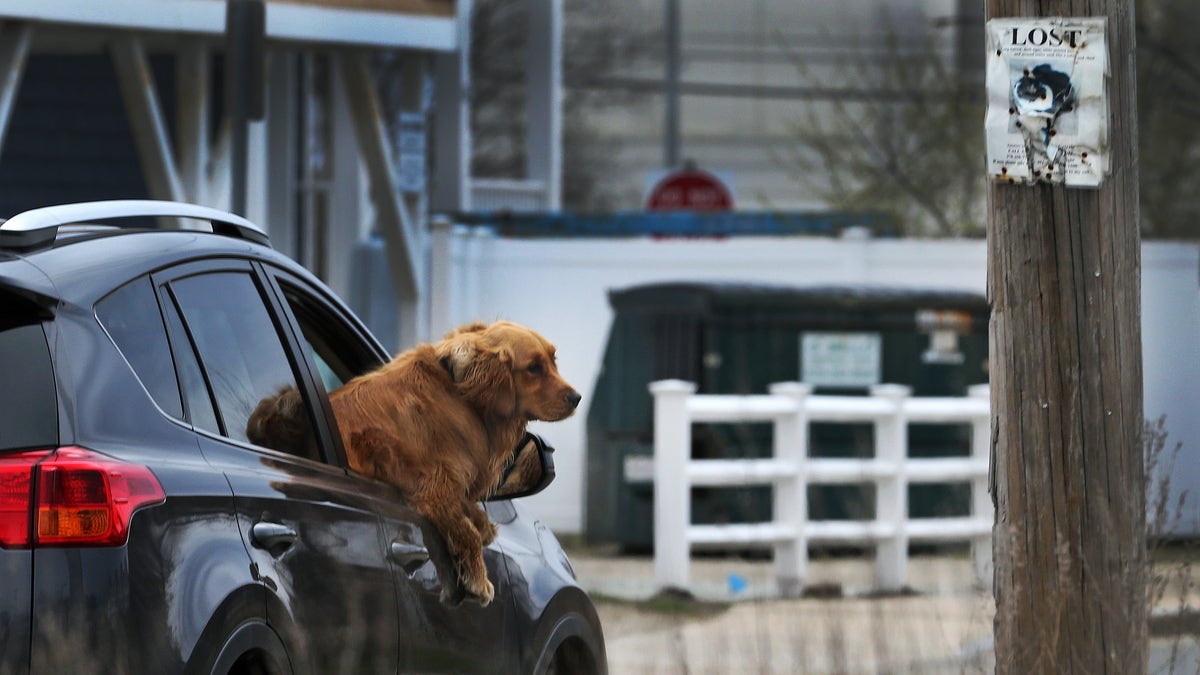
left=0, top=201, right=606, bottom=675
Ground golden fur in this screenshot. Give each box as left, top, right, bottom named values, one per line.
left=327, top=321, right=579, bottom=605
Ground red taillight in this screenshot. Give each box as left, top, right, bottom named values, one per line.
left=0, top=451, right=52, bottom=548
left=0, top=447, right=164, bottom=548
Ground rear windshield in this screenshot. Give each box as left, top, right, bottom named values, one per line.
left=0, top=309, right=57, bottom=451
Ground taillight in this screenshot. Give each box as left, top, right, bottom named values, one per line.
left=0, top=450, right=51, bottom=547
left=0, top=447, right=165, bottom=548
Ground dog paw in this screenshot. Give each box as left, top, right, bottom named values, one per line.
left=462, top=574, right=495, bottom=607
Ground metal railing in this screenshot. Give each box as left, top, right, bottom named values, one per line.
left=647, top=380, right=992, bottom=596
left=470, top=178, right=550, bottom=213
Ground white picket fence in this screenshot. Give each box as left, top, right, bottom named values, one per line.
left=644, top=380, right=993, bottom=596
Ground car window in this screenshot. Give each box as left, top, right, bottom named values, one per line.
left=0, top=313, right=57, bottom=451
left=170, top=271, right=320, bottom=461
left=281, top=283, right=383, bottom=390
left=95, top=276, right=183, bottom=419
left=160, top=290, right=221, bottom=433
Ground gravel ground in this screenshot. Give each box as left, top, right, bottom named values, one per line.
left=569, top=547, right=1199, bottom=674
left=573, top=549, right=995, bottom=673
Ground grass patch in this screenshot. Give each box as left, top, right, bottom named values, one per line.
left=1150, top=609, right=1200, bottom=638
left=1149, top=538, right=1200, bottom=564
left=589, top=588, right=731, bottom=619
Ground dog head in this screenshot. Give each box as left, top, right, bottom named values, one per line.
left=1013, top=63, right=1075, bottom=117
left=437, top=321, right=581, bottom=422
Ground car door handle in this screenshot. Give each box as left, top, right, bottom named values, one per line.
left=390, top=541, right=430, bottom=575
left=251, top=521, right=298, bottom=553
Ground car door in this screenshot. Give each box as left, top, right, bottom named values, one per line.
left=153, top=259, right=401, bottom=674
left=265, top=268, right=522, bottom=674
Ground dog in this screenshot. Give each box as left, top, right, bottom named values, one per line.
left=1012, top=63, right=1075, bottom=117
left=327, top=320, right=580, bottom=606
left=245, top=386, right=320, bottom=462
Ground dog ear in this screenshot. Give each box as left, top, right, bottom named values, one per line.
left=457, top=340, right=518, bottom=418
left=436, top=323, right=519, bottom=418
left=438, top=335, right=477, bottom=383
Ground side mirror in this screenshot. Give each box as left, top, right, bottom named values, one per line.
left=487, top=433, right=556, bottom=500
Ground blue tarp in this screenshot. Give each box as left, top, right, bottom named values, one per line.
left=451, top=210, right=894, bottom=238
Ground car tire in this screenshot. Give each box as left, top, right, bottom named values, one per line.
left=530, top=612, right=606, bottom=675
left=207, top=621, right=293, bottom=675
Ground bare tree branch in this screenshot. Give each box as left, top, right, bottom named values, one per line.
left=777, top=17, right=985, bottom=237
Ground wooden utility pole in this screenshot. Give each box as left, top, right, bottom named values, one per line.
left=985, top=1, right=1145, bottom=673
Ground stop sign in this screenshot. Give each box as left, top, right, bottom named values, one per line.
left=646, top=169, right=734, bottom=212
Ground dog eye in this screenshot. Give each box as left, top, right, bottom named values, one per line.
left=526, top=362, right=544, bottom=375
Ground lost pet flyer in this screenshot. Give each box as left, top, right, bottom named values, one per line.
left=985, top=17, right=1108, bottom=187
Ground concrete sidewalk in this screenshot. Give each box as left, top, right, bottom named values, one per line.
left=568, top=550, right=1199, bottom=674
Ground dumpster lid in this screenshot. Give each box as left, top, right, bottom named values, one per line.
left=608, top=282, right=987, bottom=312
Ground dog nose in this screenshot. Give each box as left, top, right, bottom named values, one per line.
left=566, top=391, right=582, bottom=409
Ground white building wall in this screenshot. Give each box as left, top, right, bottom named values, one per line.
left=1141, top=244, right=1200, bottom=535
left=434, top=231, right=1200, bottom=535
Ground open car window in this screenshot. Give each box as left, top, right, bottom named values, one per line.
left=279, top=282, right=385, bottom=392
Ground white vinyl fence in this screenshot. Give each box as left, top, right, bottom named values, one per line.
left=647, top=380, right=993, bottom=596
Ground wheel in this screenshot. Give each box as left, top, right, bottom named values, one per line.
left=207, top=621, right=292, bottom=675
left=531, top=612, right=607, bottom=675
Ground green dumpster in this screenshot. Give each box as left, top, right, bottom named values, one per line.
left=585, top=282, right=989, bottom=551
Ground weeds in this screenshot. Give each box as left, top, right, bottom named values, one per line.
left=1145, top=416, right=1200, bottom=674
left=591, top=417, right=1198, bottom=672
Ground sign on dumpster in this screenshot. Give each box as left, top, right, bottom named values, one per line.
left=984, top=17, right=1108, bottom=187
left=801, top=332, right=881, bottom=388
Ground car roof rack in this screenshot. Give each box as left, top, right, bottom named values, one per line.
left=0, top=200, right=270, bottom=250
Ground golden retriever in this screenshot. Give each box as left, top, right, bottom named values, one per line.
left=326, top=320, right=580, bottom=606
